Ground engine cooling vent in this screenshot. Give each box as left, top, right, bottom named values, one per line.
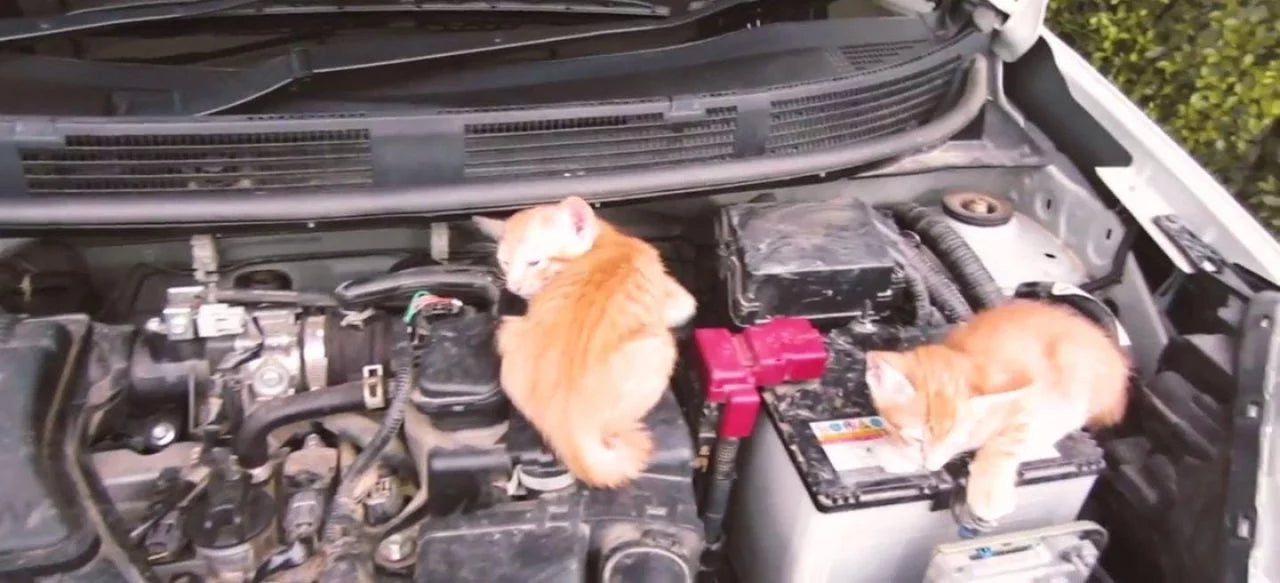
left=462, top=108, right=738, bottom=179
left=838, top=40, right=932, bottom=71
left=20, top=130, right=374, bottom=194
left=767, top=58, right=961, bottom=155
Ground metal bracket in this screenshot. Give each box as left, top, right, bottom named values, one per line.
left=190, top=234, right=220, bottom=284
left=362, top=364, right=387, bottom=410
left=979, top=0, right=1049, bottom=62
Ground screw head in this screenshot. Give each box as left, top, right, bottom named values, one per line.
left=168, top=314, right=189, bottom=334
left=149, top=421, right=177, bottom=447
left=253, top=363, right=290, bottom=397
left=378, top=534, right=415, bottom=563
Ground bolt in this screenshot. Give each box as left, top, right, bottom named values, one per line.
left=378, top=533, right=416, bottom=563
left=303, top=434, right=324, bottom=449
left=168, top=314, right=189, bottom=334
left=253, top=365, right=289, bottom=397
left=144, top=317, right=167, bottom=335
left=149, top=421, right=177, bottom=447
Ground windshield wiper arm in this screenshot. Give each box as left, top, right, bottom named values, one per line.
left=0, top=0, right=261, bottom=45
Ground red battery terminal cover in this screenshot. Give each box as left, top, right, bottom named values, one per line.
left=692, top=318, right=828, bottom=438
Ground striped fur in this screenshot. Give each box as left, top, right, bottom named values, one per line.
left=477, top=197, right=695, bottom=487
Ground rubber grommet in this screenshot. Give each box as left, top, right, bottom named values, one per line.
left=941, top=192, right=1015, bottom=227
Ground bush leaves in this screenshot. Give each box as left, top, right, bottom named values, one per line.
left=1049, top=0, right=1280, bottom=230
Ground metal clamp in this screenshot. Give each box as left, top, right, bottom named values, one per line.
left=362, top=365, right=387, bottom=410
left=190, top=234, right=220, bottom=284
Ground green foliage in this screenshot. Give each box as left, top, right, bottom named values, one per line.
left=1048, top=0, right=1280, bottom=229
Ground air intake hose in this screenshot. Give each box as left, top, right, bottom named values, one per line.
left=321, top=324, right=414, bottom=550
left=889, top=203, right=1004, bottom=311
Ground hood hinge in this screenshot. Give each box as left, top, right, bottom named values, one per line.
left=972, top=0, right=1049, bottom=62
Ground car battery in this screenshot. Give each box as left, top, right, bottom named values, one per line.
left=946, top=430, right=1107, bottom=537
left=715, top=199, right=906, bottom=327
left=925, top=520, right=1108, bottom=583
left=727, top=325, right=1109, bottom=583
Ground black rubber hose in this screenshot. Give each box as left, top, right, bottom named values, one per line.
left=903, top=239, right=973, bottom=322
left=322, top=326, right=414, bottom=546
left=889, top=203, right=1004, bottom=311
left=333, top=265, right=502, bottom=309
left=0, top=57, right=988, bottom=228
left=898, top=262, right=938, bottom=326
left=213, top=288, right=338, bottom=307
left=233, top=381, right=368, bottom=468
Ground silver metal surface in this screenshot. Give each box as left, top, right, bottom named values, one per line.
left=944, top=210, right=1089, bottom=293
left=238, top=308, right=304, bottom=401
left=985, top=0, right=1048, bottom=61
left=190, top=234, right=220, bottom=284
left=160, top=285, right=247, bottom=340
left=193, top=528, right=277, bottom=583
left=149, top=421, right=178, bottom=448
left=92, top=443, right=201, bottom=523
left=283, top=489, right=326, bottom=543
left=363, top=364, right=386, bottom=409
left=513, top=464, right=576, bottom=493
left=282, top=434, right=339, bottom=482
left=194, top=303, right=248, bottom=338
left=925, top=520, right=1106, bottom=583
left=378, top=532, right=416, bottom=564
left=301, top=314, right=329, bottom=391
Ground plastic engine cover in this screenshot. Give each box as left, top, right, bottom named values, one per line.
left=414, top=390, right=703, bottom=582
left=717, top=200, right=904, bottom=326
left=413, top=311, right=509, bottom=430
left=0, top=314, right=97, bottom=576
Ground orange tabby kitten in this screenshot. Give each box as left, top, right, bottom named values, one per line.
left=473, top=197, right=696, bottom=488
left=864, top=299, right=1130, bottom=523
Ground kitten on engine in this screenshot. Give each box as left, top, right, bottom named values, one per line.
left=473, top=196, right=696, bottom=488
left=864, top=299, right=1130, bottom=523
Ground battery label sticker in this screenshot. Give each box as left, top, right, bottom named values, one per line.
left=808, top=416, right=896, bottom=472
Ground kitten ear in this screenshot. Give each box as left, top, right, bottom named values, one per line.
left=472, top=216, right=506, bottom=240
left=558, top=196, right=599, bottom=249
left=865, top=351, right=916, bottom=405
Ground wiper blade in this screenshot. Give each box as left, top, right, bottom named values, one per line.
left=0, top=0, right=262, bottom=45
left=0, top=0, right=751, bottom=116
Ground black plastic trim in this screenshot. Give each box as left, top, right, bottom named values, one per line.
left=0, top=55, right=988, bottom=227
left=1221, top=291, right=1275, bottom=583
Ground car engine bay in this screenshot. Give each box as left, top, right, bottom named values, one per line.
left=2, top=133, right=1213, bottom=583
left=0, top=39, right=1267, bottom=583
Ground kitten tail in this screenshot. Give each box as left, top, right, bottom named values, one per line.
left=559, top=420, right=654, bottom=489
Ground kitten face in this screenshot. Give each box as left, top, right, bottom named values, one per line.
left=473, top=196, right=599, bottom=298
left=865, top=350, right=972, bottom=471
left=865, top=350, right=1032, bottom=471
left=865, top=351, right=939, bottom=467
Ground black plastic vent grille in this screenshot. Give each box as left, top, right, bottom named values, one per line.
left=21, top=130, right=373, bottom=194
left=766, top=59, right=960, bottom=155
left=462, top=108, right=738, bottom=179
left=838, top=40, right=931, bottom=71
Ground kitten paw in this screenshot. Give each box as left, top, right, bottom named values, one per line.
left=874, top=442, right=925, bottom=474
left=966, top=484, right=1017, bottom=523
